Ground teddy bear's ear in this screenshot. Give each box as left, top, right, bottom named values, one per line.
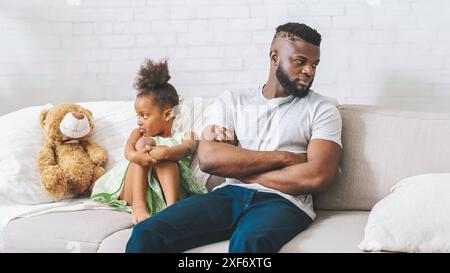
left=39, top=110, right=49, bottom=128
left=81, top=108, right=94, bottom=129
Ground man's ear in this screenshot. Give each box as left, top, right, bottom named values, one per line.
left=164, top=108, right=173, bottom=122
left=39, top=110, right=49, bottom=128
left=270, top=49, right=279, bottom=67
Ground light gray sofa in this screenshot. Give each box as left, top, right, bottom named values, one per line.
left=4, top=104, right=450, bottom=253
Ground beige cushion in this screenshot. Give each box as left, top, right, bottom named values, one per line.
left=98, top=229, right=132, bottom=253
left=184, top=210, right=368, bottom=253
left=315, top=105, right=450, bottom=211
left=3, top=210, right=133, bottom=253
left=281, top=210, right=368, bottom=253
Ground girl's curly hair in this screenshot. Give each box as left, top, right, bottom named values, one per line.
left=133, top=59, right=179, bottom=109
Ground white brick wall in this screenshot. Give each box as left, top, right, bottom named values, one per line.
left=1, top=0, right=450, bottom=114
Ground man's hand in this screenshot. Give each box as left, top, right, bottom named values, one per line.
left=202, top=125, right=238, bottom=146
left=285, top=152, right=308, bottom=166
left=213, top=126, right=238, bottom=145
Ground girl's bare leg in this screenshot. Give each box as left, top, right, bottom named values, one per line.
left=119, top=162, right=150, bottom=224
left=153, top=161, right=180, bottom=206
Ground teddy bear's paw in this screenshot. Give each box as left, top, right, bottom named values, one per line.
left=41, top=167, right=68, bottom=198
left=92, top=156, right=108, bottom=167
left=43, top=181, right=68, bottom=199
left=93, top=166, right=106, bottom=181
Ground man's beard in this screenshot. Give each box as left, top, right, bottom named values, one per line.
left=275, top=66, right=312, bottom=98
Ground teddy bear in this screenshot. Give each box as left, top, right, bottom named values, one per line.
left=37, top=103, right=108, bottom=198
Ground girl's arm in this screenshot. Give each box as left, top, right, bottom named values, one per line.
left=124, top=129, right=156, bottom=166
left=149, top=132, right=198, bottom=162
left=124, top=128, right=142, bottom=162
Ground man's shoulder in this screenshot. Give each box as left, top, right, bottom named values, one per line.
left=303, top=91, right=342, bottom=125
left=305, top=90, right=338, bottom=105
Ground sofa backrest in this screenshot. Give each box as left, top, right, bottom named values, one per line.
left=314, top=104, right=450, bottom=211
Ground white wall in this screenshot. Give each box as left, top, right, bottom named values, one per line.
left=1, top=0, right=450, bottom=115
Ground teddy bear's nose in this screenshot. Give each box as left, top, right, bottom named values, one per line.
left=71, top=112, right=85, bottom=120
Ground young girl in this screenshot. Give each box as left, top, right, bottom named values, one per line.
left=91, top=59, right=207, bottom=224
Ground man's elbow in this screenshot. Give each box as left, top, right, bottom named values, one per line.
left=197, top=141, right=215, bottom=173
left=199, top=158, right=212, bottom=173
left=309, top=170, right=337, bottom=194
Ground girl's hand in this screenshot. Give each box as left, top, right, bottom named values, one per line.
left=134, top=145, right=158, bottom=167
left=148, top=146, right=170, bottom=161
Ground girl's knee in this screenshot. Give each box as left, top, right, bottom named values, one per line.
left=135, top=137, right=156, bottom=150
left=154, top=160, right=178, bottom=170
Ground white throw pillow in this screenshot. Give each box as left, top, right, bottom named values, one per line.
left=0, top=104, right=57, bottom=204
left=358, top=173, right=450, bottom=253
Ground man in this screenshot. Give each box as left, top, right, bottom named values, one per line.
left=126, top=22, right=342, bottom=253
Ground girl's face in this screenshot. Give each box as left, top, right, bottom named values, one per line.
left=134, top=95, right=172, bottom=137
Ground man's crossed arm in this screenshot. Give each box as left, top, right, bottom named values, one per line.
left=198, top=125, right=341, bottom=196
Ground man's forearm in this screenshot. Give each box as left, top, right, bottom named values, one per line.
left=197, top=140, right=306, bottom=178
left=239, top=140, right=341, bottom=196
left=238, top=162, right=319, bottom=196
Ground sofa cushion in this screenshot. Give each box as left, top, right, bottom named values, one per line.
left=98, top=210, right=368, bottom=253
left=97, top=229, right=132, bottom=253
left=315, top=105, right=450, bottom=211
left=280, top=210, right=368, bottom=253
left=3, top=209, right=133, bottom=253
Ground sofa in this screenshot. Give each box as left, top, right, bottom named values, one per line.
left=3, top=104, right=450, bottom=253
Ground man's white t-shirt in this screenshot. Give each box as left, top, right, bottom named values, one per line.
left=206, top=85, right=342, bottom=220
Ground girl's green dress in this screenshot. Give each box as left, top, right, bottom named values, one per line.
left=90, top=132, right=207, bottom=215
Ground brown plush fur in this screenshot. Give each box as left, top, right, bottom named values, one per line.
left=37, top=103, right=108, bottom=198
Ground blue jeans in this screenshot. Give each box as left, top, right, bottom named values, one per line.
left=125, top=185, right=313, bottom=253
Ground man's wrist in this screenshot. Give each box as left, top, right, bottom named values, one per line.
left=276, top=151, right=293, bottom=167
left=278, top=151, right=306, bottom=167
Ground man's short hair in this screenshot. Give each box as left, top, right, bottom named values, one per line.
left=274, top=22, right=322, bottom=46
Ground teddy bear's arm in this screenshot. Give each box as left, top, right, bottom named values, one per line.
left=37, top=141, right=56, bottom=172
left=83, top=140, right=108, bottom=166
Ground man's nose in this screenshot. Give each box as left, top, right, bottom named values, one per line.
left=301, top=65, right=313, bottom=77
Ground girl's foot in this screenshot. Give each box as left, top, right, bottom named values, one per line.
left=132, top=207, right=150, bottom=225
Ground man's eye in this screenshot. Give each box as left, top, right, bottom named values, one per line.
left=312, top=63, right=319, bottom=68
left=297, top=60, right=305, bottom=65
